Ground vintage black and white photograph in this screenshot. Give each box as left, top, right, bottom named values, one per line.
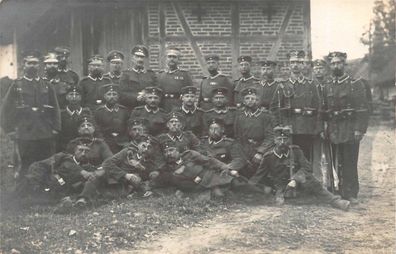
left=0, top=0, right=395, bottom=253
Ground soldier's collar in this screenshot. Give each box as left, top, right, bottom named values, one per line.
left=260, top=79, right=276, bottom=87
left=23, top=75, right=40, bottom=82
left=273, top=148, right=289, bottom=159
left=105, top=104, right=119, bottom=112
left=240, top=75, right=254, bottom=82
left=58, top=68, right=70, bottom=73
left=289, top=76, right=305, bottom=84
left=208, top=72, right=222, bottom=79
left=144, top=105, right=159, bottom=113
left=167, top=67, right=180, bottom=74
left=244, top=107, right=261, bottom=117
left=214, top=107, right=228, bottom=114
left=334, top=74, right=349, bottom=84
left=132, top=67, right=147, bottom=74
left=66, top=106, right=83, bottom=116
left=175, top=158, right=183, bottom=165
left=181, top=104, right=196, bottom=114
left=208, top=136, right=224, bottom=145
left=72, top=156, right=80, bottom=165
left=167, top=133, right=183, bottom=141
left=136, top=153, right=145, bottom=161
left=108, top=72, right=122, bottom=79
left=88, top=75, right=104, bottom=81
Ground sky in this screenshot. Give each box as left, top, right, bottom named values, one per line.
left=311, top=0, right=376, bottom=60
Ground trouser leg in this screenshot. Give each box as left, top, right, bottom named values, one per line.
left=300, top=173, right=340, bottom=204
left=18, top=138, right=55, bottom=175
left=292, top=134, right=314, bottom=162
left=337, top=142, right=360, bottom=199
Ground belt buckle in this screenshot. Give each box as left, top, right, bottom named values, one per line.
left=96, top=99, right=102, bottom=104
left=248, top=139, right=256, bottom=144
left=203, top=98, right=209, bottom=102
left=31, top=107, right=39, bottom=112
left=111, top=132, right=119, bottom=137
left=170, top=94, right=174, bottom=98
left=294, top=108, right=302, bottom=114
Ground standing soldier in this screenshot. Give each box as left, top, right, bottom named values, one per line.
left=199, top=55, right=234, bottom=110
left=129, top=87, right=168, bottom=137
left=174, top=86, right=204, bottom=136
left=324, top=52, right=371, bottom=204
left=202, top=87, right=236, bottom=138
left=104, top=50, right=124, bottom=84
left=42, top=52, right=67, bottom=108
left=119, top=45, right=157, bottom=111
left=58, top=86, right=92, bottom=152
left=79, top=55, right=111, bottom=111
left=0, top=51, right=61, bottom=176
left=233, top=56, right=261, bottom=108
left=158, top=47, right=194, bottom=112
left=273, top=50, right=322, bottom=162
left=234, top=87, right=275, bottom=177
left=302, top=55, right=314, bottom=80
left=94, top=84, right=129, bottom=153
left=54, top=46, right=79, bottom=95
left=259, top=59, right=280, bottom=111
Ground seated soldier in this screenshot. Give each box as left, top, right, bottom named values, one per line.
left=174, top=86, right=204, bottom=137
left=58, top=86, right=92, bottom=152
left=94, top=84, right=129, bottom=153
left=129, top=86, right=168, bottom=136
left=21, top=139, right=105, bottom=209
left=202, top=87, right=237, bottom=138
left=102, top=134, right=163, bottom=197
left=160, top=141, right=262, bottom=198
left=66, top=116, right=113, bottom=167
left=126, top=117, right=149, bottom=148
left=234, top=87, right=276, bottom=177
left=200, top=118, right=248, bottom=177
left=249, top=126, right=350, bottom=211
left=157, top=111, right=201, bottom=153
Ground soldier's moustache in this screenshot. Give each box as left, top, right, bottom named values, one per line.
left=332, top=68, right=344, bottom=77
left=25, top=67, right=39, bottom=77
left=46, top=67, right=58, bottom=77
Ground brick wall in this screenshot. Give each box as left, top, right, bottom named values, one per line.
left=146, top=0, right=310, bottom=80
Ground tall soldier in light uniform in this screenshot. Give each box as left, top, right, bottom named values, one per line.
left=158, top=47, right=194, bottom=112
left=234, top=87, right=275, bottom=177
left=202, top=87, right=236, bottom=138
left=79, top=55, right=111, bottom=111
left=119, top=45, right=157, bottom=111
left=324, top=52, right=370, bottom=204
left=95, top=84, right=129, bottom=153
left=104, top=50, right=125, bottom=84
left=233, top=56, right=261, bottom=108
left=174, top=86, right=204, bottom=136
left=272, top=50, right=322, bottom=162
left=259, top=59, right=280, bottom=111
left=199, top=55, right=234, bottom=110
left=0, top=51, right=61, bottom=176
left=54, top=46, right=79, bottom=88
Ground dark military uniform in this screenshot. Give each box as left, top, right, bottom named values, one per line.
left=174, top=105, right=204, bottom=137
left=95, top=104, right=129, bottom=153
left=199, top=73, right=234, bottom=110
left=58, top=106, right=92, bottom=151
left=273, top=77, right=322, bottom=161
left=157, top=131, right=201, bottom=153
left=234, top=76, right=261, bottom=108
left=130, top=105, right=168, bottom=136
left=119, top=68, right=157, bottom=110
left=260, top=79, right=280, bottom=110
left=0, top=76, right=13, bottom=103
left=103, top=72, right=122, bottom=84
left=324, top=74, right=370, bottom=199
left=79, top=75, right=112, bottom=111
left=200, top=136, right=247, bottom=173
left=157, top=68, right=194, bottom=112
left=0, top=76, right=61, bottom=174
left=66, top=137, right=113, bottom=167
left=51, top=71, right=79, bottom=109
left=202, top=107, right=236, bottom=138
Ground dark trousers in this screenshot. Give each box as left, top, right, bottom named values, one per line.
left=293, top=134, right=314, bottom=162
left=18, top=138, right=55, bottom=175
left=299, top=173, right=340, bottom=204
left=332, top=142, right=360, bottom=199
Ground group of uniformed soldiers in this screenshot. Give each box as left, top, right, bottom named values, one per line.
left=0, top=44, right=371, bottom=212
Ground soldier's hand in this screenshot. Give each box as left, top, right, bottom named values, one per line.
left=230, top=170, right=239, bottom=177
left=129, top=159, right=145, bottom=171
left=252, top=153, right=263, bottom=164
left=354, top=131, right=364, bottom=141
left=287, top=180, right=297, bottom=188
left=137, top=90, right=146, bottom=101
left=174, top=165, right=185, bottom=175
left=319, top=132, right=326, bottom=140
left=52, top=129, right=59, bottom=135
left=125, top=173, right=141, bottom=185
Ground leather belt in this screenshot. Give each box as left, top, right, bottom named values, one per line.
left=203, top=97, right=210, bottom=102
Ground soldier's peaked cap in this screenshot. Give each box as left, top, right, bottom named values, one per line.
left=240, top=87, right=258, bottom=97
left=107, top=50, right=125, bottom=62
left=66, top=85, right=81, bottom=95
left=313, top=59, right=327, bottom=67
left=181, top=86, right=197, bottom=95
left=54, top=46, right=71, bottom=56
left=101, top=83, right=120, bottom=94
left=237, top=56, right=252, bottom=63
left=211, top=87, right=228, bottom=97
left=166, top=46, right=181, bottom=56
left=88, top=55, right=104, bottom=64
left=131, top=45, right=149, bottom=57
left=273, top=126, right=293, bottom=137
left=43, top=52, right=59, bottom=63
left=23, top=50, right=41, bottom=62
left=259, top=59, right=277, bottom=67
left=205, top=55, right=220, bottom=61
left=167, top=111, right=185, bottom=123
left=287, top=50, right=305, bottom=60
left=327, top=51, right=347, bottom=61
left=208, top=118, right=225, bottom=127
left=144, top=86, right=163, bottom=97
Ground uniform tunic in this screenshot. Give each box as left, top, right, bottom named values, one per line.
left=94, top=104, right=129, bottom=153
left=157, top=131, right=201, bottom=153
left=157, top=68, right=194, bottom=112
left=0, top=76, right=61, bottom=173
left=199, top=73, right=234, bottom=110
left=174, top=105, right=204, bottom=137
left=233, top=75, right=261, bottom=107
left=259, top=79, right=280, bottom=110
left=103, top=72, right=122, bottom=84
left=119, top=68, right=157, bottom=110
left=79, top=75, right=112, bottom=111
left=130, top=106, right=168, bottom=136
left=66, top=137, right=113, bottom=167
left=202, top=107, right=236, bottom=138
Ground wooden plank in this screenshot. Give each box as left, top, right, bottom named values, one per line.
left=159, top=2, right=166, bottom=69
left=231, top=2, right=240, bottom=79
left=172, top=1, right=208, bottom=76
left=147, top=34, right=304, bottom=43
left=302, top=0, right=312, bottom=56
left=268, top=2, right=295, bottom=59
left=70, top=9, right=83, bottom=77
